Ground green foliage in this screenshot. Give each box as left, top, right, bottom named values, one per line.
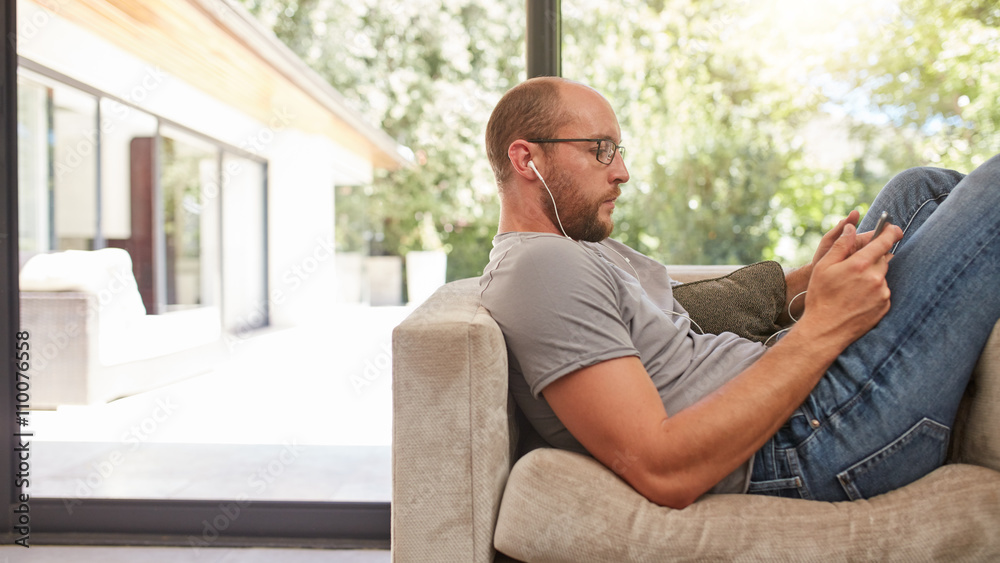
left=828, top=0, right=1000, bottom=172
left=238, top=0, right=523, bottom=280
left=239, top=0, right=1000, bottom=275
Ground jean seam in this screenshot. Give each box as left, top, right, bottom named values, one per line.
left=835, top=418, right=951, bottom=501
left=884, top=211, right=1000, bottom=362
left=785, top=448, right=811, bottom=500
left=892, top=193, right=950, bottom=254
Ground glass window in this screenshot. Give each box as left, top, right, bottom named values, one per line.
left=159, top=128, right=221, bottom=311
left=17, top=74, right=100, bottom=254
left=52, top=83, right=99, bottom=251
left=221, top=153, right=268, bottom=332
left=17, top=76, right=49, bottom=254
left=100, top=97, right=158, bottom=242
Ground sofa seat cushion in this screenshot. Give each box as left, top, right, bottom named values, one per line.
left=19, top=248, right=146, bottom=319
left=495, top=448, right=1000, bottom=562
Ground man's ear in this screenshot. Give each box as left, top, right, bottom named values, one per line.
left=508, top=140, right=538, bottom=180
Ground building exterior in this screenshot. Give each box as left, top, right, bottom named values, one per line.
left=15, top=0, right=408, bottom=346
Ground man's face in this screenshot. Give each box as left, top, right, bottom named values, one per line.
left=539, top=85, right=630, bottom=242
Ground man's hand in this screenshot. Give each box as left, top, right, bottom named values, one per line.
left=784, top=210, right=898, bottom=323
left=796, top=220, right=903, bottom=353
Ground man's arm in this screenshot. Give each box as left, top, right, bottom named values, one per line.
left=542, top=221, right=902, bottom=509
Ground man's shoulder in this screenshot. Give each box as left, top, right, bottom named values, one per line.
left=481, top=233, right=615, bottom=297
left=493, top=231, right=584, bottom=254
left=488, top=232, right=603, bottom=271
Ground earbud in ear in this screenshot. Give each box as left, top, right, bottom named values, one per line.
left=527, top=160, right=542, bottom=182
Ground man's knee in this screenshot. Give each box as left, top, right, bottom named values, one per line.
left=885, top=165, right=964, bottom=198
left=897, top=165, right=964, bottom=188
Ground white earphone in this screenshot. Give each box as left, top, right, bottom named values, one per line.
left=528, top=161, right=706, bottom=335
left=527, top=160, right=542, bottom=180
left=527, top=161, right=570, bottom=239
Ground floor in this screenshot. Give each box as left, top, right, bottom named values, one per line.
left=0, top=545, right=389, bottom=562
left=17, top=304, right=413, bottom=557
left=28, top=304, right=413, bottom=502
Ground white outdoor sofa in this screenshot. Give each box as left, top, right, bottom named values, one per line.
left=19, top=248, right=225, bottom=408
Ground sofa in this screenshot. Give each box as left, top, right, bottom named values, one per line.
left=19, top=248, right=225, bottom=407
left=391, top=274, right=1000, bottom=562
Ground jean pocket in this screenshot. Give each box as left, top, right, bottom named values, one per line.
left=747, top=476, right=803, bottom=498
left=836, top=418, right=951, bottom=501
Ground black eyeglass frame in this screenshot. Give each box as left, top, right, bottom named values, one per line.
left=527, top=138, right=625, bottom=165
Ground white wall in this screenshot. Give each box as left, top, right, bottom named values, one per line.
left=16, top=0, right=376, bottom=328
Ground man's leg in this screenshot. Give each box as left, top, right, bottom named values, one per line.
left=750, top=157, right=1000, bottom=501
left=858, top=166, right=964, bottom=248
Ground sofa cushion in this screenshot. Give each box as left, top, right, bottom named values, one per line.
left=495, top=448, right=1000, bottom=562
left=672, top=260, right=786, bottom=343
left=19, top=248, right=146, bottom=319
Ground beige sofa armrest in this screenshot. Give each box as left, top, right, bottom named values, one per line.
left=19, top=292, right=98, bottom=407
left=392, top=278, right=512, bottom=563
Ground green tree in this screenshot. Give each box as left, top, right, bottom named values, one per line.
left=240, top=0, right=1000, bottom=275
left=828, top=0, right=1000, bottom=174
left=238, top=0, right=524, bottom=280
left=563, top=0, right=838, bottom=265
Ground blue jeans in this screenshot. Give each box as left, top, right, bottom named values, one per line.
left=748, top=156, right=1000, bottom=501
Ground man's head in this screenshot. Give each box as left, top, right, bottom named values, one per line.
left=485, top=77, right=568, bottom=188
left=485, top=77, right=629, bottom=241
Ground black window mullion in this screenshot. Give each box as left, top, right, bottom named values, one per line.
left=2, top=0, right=20, bottom=545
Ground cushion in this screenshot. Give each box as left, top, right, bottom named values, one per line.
left=672, top=260, right=786, bottom=343
left=19, top=248, right=146, bottom=319
left=952, top=321, right=1000, bottom=473
left=495, top=448, right=1000, bottom=562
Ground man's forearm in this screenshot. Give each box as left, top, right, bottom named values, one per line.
left=637, top=318, right=846, bottom=507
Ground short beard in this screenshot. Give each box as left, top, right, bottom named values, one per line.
left=539, top=168, right=616, bottom=242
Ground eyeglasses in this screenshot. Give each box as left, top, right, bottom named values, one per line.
left=527, top=138, right=625, bottom=165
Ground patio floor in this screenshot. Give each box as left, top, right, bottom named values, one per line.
left=29, top=304, right=415, bottom=502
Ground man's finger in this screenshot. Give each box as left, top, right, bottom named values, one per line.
left=823, top=223, right=858, bottom=263
left=855, top=224, right=902, bottom=263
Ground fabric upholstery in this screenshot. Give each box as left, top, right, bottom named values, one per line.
left=952, top=321, right=1000, bottom=473
left=495, top=450, right=1000, bottom=562
left=392, top=278, right=512, bottom=562
left=391, top=277, right=1000, bottom=562
left=672, top=260, right=787, bottom=343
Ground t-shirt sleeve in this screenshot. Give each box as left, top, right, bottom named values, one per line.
left=480, top=238, right=640, bottom=397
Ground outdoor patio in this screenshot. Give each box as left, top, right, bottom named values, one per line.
left=29, top=303, right=415, bottom=503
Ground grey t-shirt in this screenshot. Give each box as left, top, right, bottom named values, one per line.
left=479, top=232, right=767, bottom=494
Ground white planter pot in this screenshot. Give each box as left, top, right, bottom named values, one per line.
left=405, top=250, right=447, bottom=305
left=365, top=255, right=404, bottom=306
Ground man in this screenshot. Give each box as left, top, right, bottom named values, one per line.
left=478, top=76, right=1000, bottom=508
